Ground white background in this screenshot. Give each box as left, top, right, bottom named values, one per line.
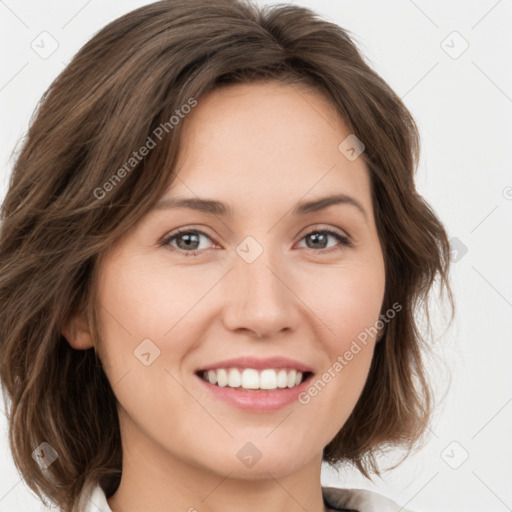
left=1, top=1, right=511, bottom=511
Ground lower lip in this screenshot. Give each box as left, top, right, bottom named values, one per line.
left=195, top=373, right=313, bottom=412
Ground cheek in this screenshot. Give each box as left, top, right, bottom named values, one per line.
left=300, top=259, right=385, bottom=352
left=296, top=265, right=383, bottom=440
left=93, top=258, right=197, bottom=422
left=96, top=255, right=207, bottom=340
left=94, top=254, right=222, bottom=387
left=293, top=260, right=384, bottom=419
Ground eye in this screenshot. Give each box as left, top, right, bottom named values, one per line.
left=162, top=229, right=215, bottom=256
left=161, top=226, right=353, bottom=257
left=296, top=228, right=353, bottom=253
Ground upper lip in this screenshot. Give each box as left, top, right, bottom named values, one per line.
left=196, top=356, right=314, bottom=374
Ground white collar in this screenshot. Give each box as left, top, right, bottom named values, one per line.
left=322, top=485, right=413, bottom=511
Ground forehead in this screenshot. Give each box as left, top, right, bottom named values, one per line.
left=167, top=81, right=373, bottom=217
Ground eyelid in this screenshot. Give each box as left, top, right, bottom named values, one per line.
left=158, top=225, right=216, bottom=245
left=296, top=223, right=352, bottom=243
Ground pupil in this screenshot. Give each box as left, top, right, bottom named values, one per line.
left=307, top=232, right=326, bottom=249
left=178, top=233, right=199, bottom=250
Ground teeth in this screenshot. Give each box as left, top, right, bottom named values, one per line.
left=201, top=368, right=306, bottom=390
left=217, top=368, right=228, bottom=387
left=241, top=368, right=259, bottom=389
left=207, top=370, right=217, bottom=385
left=277, top=369, right=288, bottom=388
left=228, top=368, right=241, bottom=388
left=287, top=369, right=297, bottom=388
left=260, top=369, right=277, bottom=389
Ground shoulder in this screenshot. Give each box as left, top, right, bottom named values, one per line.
left=322, top=485, right=414, bottom=512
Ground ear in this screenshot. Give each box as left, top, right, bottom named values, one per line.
left=62, top=312, right=94, bottom=350
left=376, top=325, right=386, bottom=342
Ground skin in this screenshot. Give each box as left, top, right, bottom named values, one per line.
left=64, top=82, right=386, bottom=512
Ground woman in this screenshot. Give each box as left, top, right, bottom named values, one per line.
left=0, top=1, right=454, bottom=511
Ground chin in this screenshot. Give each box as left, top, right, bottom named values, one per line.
left=211, top=444, right=315, bottom=480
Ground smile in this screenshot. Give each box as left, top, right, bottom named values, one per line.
left=194, top=356, right=315, bottom=411
left=198, top=367, right=311, bottom=390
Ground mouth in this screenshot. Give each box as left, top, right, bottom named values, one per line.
left=194, top=356, right=315, bottom=411
left=195, top=367, right=314, bottom=391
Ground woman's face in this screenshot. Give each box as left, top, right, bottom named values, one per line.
left=90, top=82, right=385, bottom=481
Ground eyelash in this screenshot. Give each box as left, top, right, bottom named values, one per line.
left=160, top=227, right=353, bottom=257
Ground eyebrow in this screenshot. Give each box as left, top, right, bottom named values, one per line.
left=153, top=193, right=368, bottom=222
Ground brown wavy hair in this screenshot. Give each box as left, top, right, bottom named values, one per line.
left=0, top=0, right=454, bottom=510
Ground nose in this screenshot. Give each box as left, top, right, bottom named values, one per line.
left=221, top=244, right=301, bottom=339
